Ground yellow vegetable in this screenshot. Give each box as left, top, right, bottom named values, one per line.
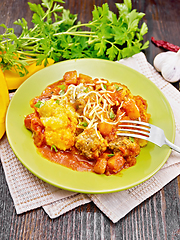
left=4, top=58, right=54, bottom=90
left=0, top=68, right=9, bottom=139
left=37, top=99, right=78, bottom=151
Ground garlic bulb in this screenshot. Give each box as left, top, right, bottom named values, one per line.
left=153, top=49, right=180, bottom=82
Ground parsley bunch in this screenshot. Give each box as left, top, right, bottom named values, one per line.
left=0, top=0, right=149, bottom=76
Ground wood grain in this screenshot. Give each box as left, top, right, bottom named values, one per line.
left=0, top=1, right=180, bottom=239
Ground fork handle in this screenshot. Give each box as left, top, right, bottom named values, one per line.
left=165, top=139, right=180, bottom=153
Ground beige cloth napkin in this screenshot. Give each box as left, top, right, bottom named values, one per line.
left=0, top=52, right=180, bottom=223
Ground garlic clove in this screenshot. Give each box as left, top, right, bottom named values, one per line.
left=153, top=50, right=180, bottom=82
left=161, top=57, right=180, bottom=82
left=153, top=51, right=174, bottom=72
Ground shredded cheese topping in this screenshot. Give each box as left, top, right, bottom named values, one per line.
left=51, top=78, right=140, bottom=137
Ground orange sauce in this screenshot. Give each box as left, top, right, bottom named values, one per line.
left=38, top=145, right=95, bottom=172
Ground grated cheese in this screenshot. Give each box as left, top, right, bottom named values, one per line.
left=51, top=79, right=140, bottom=139
left=94, top=122, right=101, bottom=139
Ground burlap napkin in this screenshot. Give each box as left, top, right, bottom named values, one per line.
left=0, top=52, right=180, bottom=223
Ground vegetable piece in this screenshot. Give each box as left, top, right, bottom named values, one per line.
left=107, top=153, right=125, bottom=173
left=137, top=138, right=148, bottom=147
left=4, top=58, right=54, bottom=90
left=25, top=113, right=46, bottom=147
left=151, top=37, right=180, bottom=52
left=94, top=154, right=108, bottom=174
left=122, top=99, right=140, bottom=119
left=98, top=122, right=114, bottom=136
left=0, top=0, right=149, bottom=75
left=78, top=74, right=92, bottom=84
left=63, top=70, right=77, bottom=84
left=0, top=68, right=9, bottom=139
left=153, top=50, right=180, bottom=82
left=37, top=99, right=78, bottom=151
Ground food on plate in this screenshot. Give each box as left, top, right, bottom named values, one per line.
left=24, top=70, right=151, bottom=175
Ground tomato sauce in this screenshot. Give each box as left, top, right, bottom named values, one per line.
left=38, top=145, right=95, bottom=172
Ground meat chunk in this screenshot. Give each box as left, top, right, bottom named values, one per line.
left=75, top=128, right=107, bottom=160
left=108, top=136, right=140, bottom=157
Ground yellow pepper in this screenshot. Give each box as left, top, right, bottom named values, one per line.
left=0, top=68, right=9, bottom=139
left=4, top=58, right=54, bottom=90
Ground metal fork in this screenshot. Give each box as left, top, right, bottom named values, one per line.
left=117, top=120, right=180, bottom=153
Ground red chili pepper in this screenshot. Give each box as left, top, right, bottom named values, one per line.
left=151, top=37, right=180, bottom=52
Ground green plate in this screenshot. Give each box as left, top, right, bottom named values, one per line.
left=6, top=59, right=175, bottom=194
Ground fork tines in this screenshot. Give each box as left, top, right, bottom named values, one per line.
left=117, top=120, right=151, bottom=139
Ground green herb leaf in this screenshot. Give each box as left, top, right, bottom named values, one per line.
left=103, top=84, right=107, bottom=90
left=141, top=40, right=149, bottom=50
left=58, top=84, right=66, bottom=91
left=78, top=122, right=88, bottom=127
left=52, top=3, right=64, bottom=13
left=108, top=153, right=115, bottom=157
left=28, top=2, right=45, bottom=18
left=109, top=111, right=115, bottom=120
left=140, top=22, right=148, bottom=36
left=35, top=100, right=45, bottom=108
left=51, top=144, right=58, bottom=152
left=84, top=87, right=89, bottom=93
left=124, top=0, right=132, bottom=11
left=94, top=39, right=107, bottom=57
left=0, top=0, right=149, bottom=74
left=114, top=84, right=122, bottom=91
left=129, top=137, right=134, bottom=142
left=106, top=46, right=118, bottom=61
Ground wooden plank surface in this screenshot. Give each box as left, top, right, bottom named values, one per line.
left=0, top=1, right=180, bottom=239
